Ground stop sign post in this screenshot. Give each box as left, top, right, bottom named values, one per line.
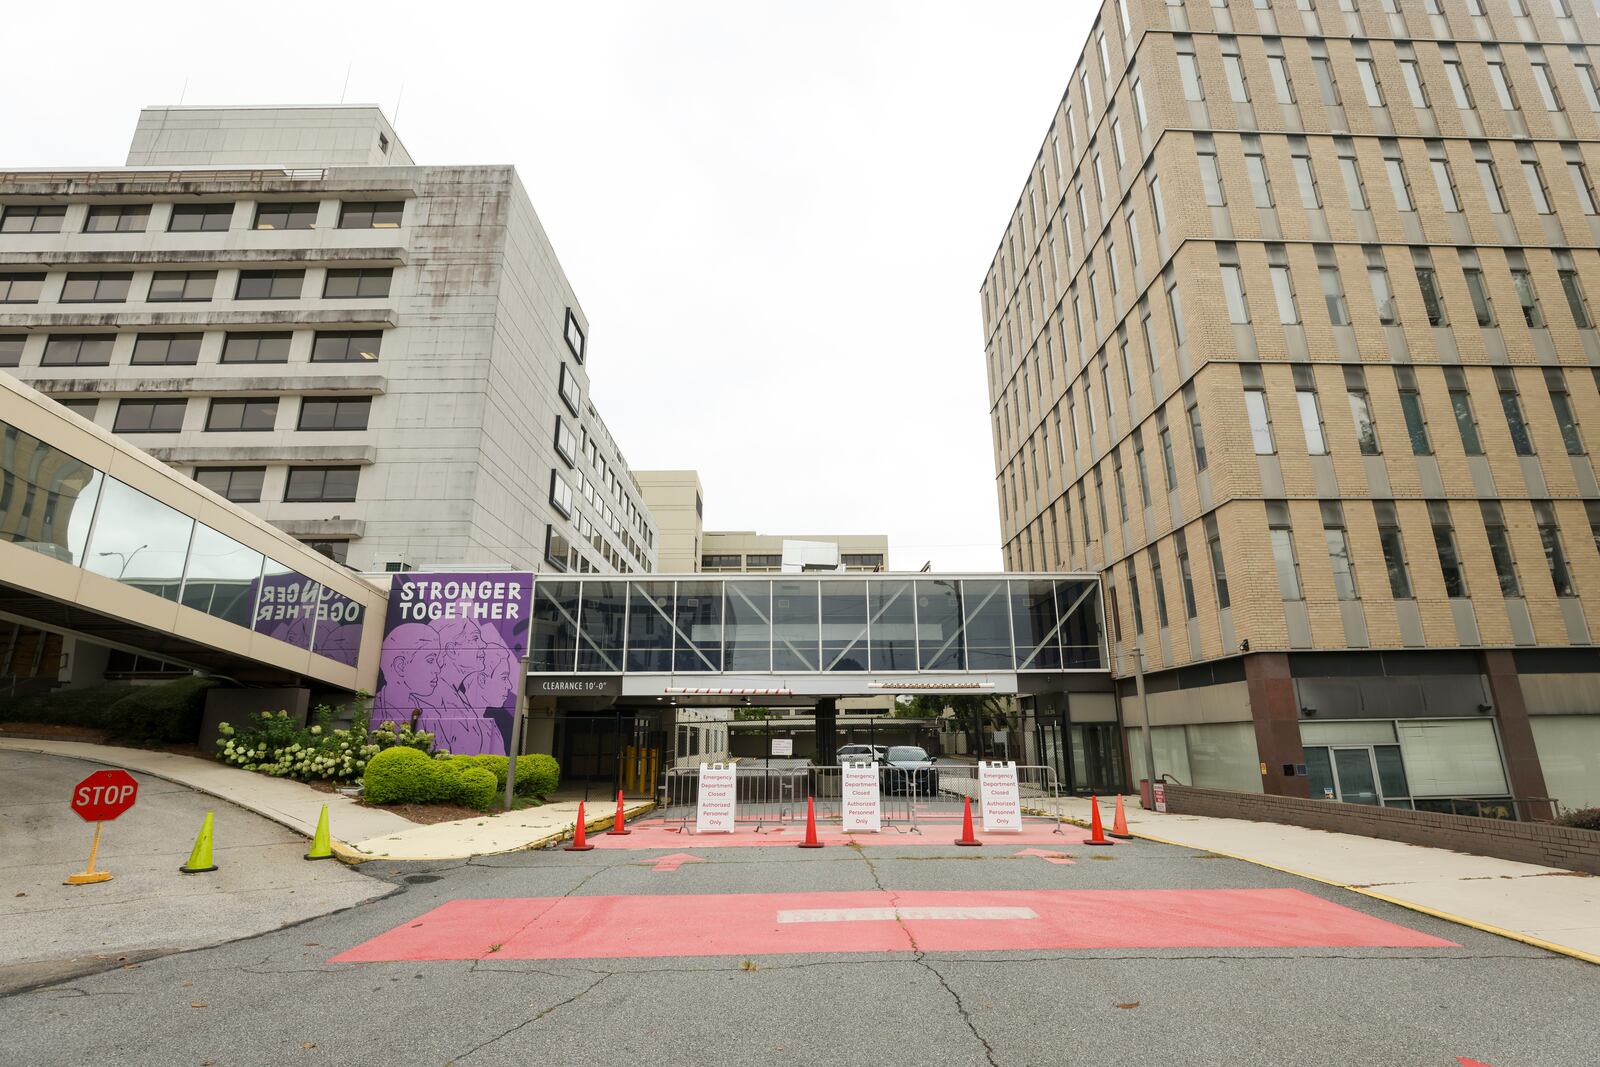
left=65, top=769, right=139, bottom=886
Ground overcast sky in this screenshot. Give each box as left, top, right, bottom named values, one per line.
left=1, top=1, right=1094, bottom=572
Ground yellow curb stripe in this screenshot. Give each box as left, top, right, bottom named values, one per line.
left=1122, top=826, right=1600, bottom=967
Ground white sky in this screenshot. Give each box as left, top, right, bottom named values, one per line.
left=0, top=1, right=1095, bottom=572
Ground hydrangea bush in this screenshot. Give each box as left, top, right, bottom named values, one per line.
left=217, top=699, right=435, bottom=782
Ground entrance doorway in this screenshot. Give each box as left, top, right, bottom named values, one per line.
left=555, top=712, right=664, bottom=798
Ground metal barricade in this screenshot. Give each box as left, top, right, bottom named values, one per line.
left=657, top=760, right=1064, bottom=835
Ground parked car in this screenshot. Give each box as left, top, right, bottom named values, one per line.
left=836, top=744, right=887, bottom=764
left=881, top=745, right=939, bottom=796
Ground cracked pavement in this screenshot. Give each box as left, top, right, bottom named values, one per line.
left=2, top=811, right=1594, bottom=1067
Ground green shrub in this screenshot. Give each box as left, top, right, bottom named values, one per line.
left=451, top=754, right=509, bottom=792
left=514, top=753, right=561, bottom=799
left=218, top=698, right=432, bottom=782
left=363, top=747, right=436, bottom=805
left=454, top=766, right=499, bottom=811
left=1557, top=807, right=1600, bottom=832
left=0, top=683, right=139, bottom=727
left=102, top=677, right=218, bottom=746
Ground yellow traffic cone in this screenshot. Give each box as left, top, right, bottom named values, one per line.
left=304, top=804, right=333, bottom=861
left=179, top=811, right=218, bottom=874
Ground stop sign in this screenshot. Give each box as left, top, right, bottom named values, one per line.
left=70, top=769, right=139, bottom=822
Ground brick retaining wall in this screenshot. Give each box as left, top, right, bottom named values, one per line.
left=1162, top=785, right=1600, bottom=876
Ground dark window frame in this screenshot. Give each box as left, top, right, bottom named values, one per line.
left=235, top=269, right=305, bottom=301
left=194, top=466, right=266, bottom=504
left=146, top=270, right=217, bottom=303
left=167, top=203, right=236, bottom=233
left=284, top=466, right=360, bottom=503
left=220, top=331, right=292, bottom=364
left=310, top=330, right=382, bottom=363
left=322, top=267, right=392, bottom=299
left=296, top=397, right=371, bottom=432
left=130, top=332, right=203, bottom=366
left=113, top=398, right=187, bottom=434
left=336, top=201, right=404, bottom=229
left=252, top=202, right=320, bottom=231
left=205, top=397, right=279, bottom=432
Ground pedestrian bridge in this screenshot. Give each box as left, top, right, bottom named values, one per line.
left=1, top=373, right=382, bottom=692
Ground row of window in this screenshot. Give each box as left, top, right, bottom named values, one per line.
left=0, top=267, right=393, bottom=305
left=0, top=200, right=403, bottom=235
left=1241, top=364, right=1592, bottom=461
left=89, top=395, right=372, bottom=435
left=1, top=330, right=382, bottom=368
left=185, top=464, right=360, bottom=505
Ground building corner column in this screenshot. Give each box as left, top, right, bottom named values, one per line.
left=1243, top=652, right=1308, bottom=798
left=1480, top=650, right=1552, bottom=820
left=814, top=698, right=838, bottom=765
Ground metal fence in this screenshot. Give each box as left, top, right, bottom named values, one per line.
left=658, top=760, right=1065, bottom=835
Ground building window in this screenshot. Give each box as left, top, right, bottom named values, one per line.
left=311, top=330, right=382, bottom=362
left=1546, top=369, right=1586, bottom=455
left=131, top=333, right=202, bottom=366
left=337, top=201, right=403, bottom=228
left=206, top=398, right=278, bottom=432
left=1556, top=251, right=1593, bottom=328
left=322, top=268, right=392, bottom=299
left=1337, top=140, right=1369, bottom=210
left=1175, top=531, right=1198, bottom=619
left=1294, top=366, right=1327, bottom=455
left=57, top=399, right=98, bottom=420
left=236, top=269, right=304, bottom=300
left=1446, top=368, right=1485, bottom=456
left=59, top=272, right=133, bottom=303
left=1245, top=139, right=1274, bottom=207
left=1497, top=369, right=1535, bottom=455
left=1535, top=502, right=1576, bottom=597
left=702, top=554, right=741, bottom=570
left=1268, top=502, right=1303, bottom=601
left=1383, top=145, right=1414, bottom=211
left=1219, top=244, right=1250, bottom=324
left=1481, top=502, right=1522, bottom=598
left=544, top=526, right=571, bottom=572
left=1158, top=421, right=1178, bottom=490
left=0, top=335, right=23, bottom=368
left=841, top=553, right=884, bottom=569
left=0, top=205, right=66, bottom=233
left=253, top=202, right=319, bottom=230
left=1205, top=515, right=1230, bottom=610
left=194, top=467, right=265, bottom=504
left=1346, top=369, right=1381, bottom=455
left=554, top=417, right=578, bottom=466
left=1509, top=266, right=1545, bottom=328
left=549, top=470, right=574, bottom=517
left=297, top=397, right=371, bottom=431
left=564, top=308, right=586, bottom=362
left=113, top=398, right=186, bottom=434
left=167, top=203, right=235, bottom=232
left=41, top=335, right=113, bottom=367
left=1375, top=501, right=1412, bottom=599
left=1366, top=248, right=1398, bottom=325
left=1149, top=547, right=1170, bottom=628
left=284, top=466, right=360, bottom=503
left=147, top=270, right=216, bottom=302
left=1268, top=245, right=1299, bottom=324
left=1176, top=37, right=1204, bottom=101
left=1414, top=260, right=1447, bottom=327
left=1323, top=503, right=1358, bottom=601
left=1317, top=246, right=1350, bottom=325
left=1462, top=261, right=1496, bottom=327
left=83, top=204, right=150, bottom=233
left=1430, top=502, right=1469, bottom=598
left=1395, top=367, right=1432, bottom=455
left=0, top=272, right=45, bottom=304
left=559, top=363, right=581, bottom=415
left=221, top=331, right=292, bottom=364
left=1184, top=386, right=1207, bottom=470
left=1242, top=365, right=1275, bottom=454
left=1198, top=143, right=1226, bottom=207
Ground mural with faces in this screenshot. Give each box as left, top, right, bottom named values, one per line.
left=371, top=573, right=534, bottom=756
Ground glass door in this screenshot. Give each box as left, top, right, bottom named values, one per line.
left=1331, top=746, right=1381, bottom=805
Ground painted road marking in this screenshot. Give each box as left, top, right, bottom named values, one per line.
left=331, top=888, right=1460, bottom=963
left=648, top=853, right=703, bottom=872
left=776, top=906, right=1039, bottom=923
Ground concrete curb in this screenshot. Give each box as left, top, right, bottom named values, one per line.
left=343, top=801, right=660, bottom=862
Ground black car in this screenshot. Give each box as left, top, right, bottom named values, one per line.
left=880, top=745, right=939, bottom=796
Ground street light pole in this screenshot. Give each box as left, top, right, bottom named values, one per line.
left=1129, top=643, right=1157, bottom=808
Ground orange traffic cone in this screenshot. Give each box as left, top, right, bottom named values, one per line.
left=605, top=790, right=632, bottom=836
left=565, top=801, right=595, bottom=851
left=955, top=795, right=982, bottom=846
left=1083, top=795, right=1114, bottom=846
left=798, top=797, right=824, bottom=848
left=1108, top=794, right=1133, bottom=840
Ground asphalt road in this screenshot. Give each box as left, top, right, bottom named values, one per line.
left=0, top=751, right=390, bottom=994
left=0, top=809, right=1590, bottom=1067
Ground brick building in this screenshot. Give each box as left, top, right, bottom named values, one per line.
left=983, top=0, right=1600, bottom=816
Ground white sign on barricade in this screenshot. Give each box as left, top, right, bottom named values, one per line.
left=841, top=762, right=882, bottom=833
left=695, top=763, right=737, bottom=833
left=771, top=738, right=793, bottom=757
left=979, top=760, right=1023, bottom=832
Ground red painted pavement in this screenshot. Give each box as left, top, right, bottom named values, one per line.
left=587, top=819, right=1075, bottom=848
left=330, top=888, right=1458, bottom=963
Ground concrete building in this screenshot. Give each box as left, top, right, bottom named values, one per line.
left=636, top=469, right=888, bottom=573
left=984, top=0, right=1600, bottom=816
left=1, top=105, right=656, bottom=578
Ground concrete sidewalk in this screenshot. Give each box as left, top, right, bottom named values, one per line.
left=0, top=739, right=649, bottom=863
left=1057, top=794, right=1600, bottom=964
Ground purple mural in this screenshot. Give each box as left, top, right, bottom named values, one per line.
left=251, top=565, right=366, bottom=667
left=372, top=573, right=533, bottom=755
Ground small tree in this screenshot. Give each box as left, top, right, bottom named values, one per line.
left=895, top=694, right=1016, bottom=757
